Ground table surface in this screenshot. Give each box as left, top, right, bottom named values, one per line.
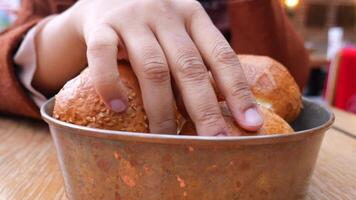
left=0, top=108, right=355, bottom=200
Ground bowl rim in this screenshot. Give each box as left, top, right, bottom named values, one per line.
left=41, top=97, right=335, bottom=145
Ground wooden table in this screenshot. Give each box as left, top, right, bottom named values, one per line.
left=0, top=109, right=355, bottom=200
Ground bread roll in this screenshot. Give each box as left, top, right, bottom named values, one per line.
left=239, top=55, right=302, bottom=122
left=180, top=102, right=294, bottom=136
left=53, top=55, right=300, bottom=135
left=53, top=63, right=149, bottom=132
left=213, top=55, right=302, bottom=122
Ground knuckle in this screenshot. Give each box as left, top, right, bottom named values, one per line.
left=195, top=103, right=223, bottom=127
left=88, top=41, right=113, bottom=52
left=150, top=116, right=176, bottom=132
left=87, top=38, right=116, bottom=57
left=141, top=49, right=170, bottom=85
left=142, top=60, right=170, bottom=85
left=229, top=79, right=253, bottom=101
left=212, top=40, right=238, bottom=67
left=176, top=51, right=207, bottom=83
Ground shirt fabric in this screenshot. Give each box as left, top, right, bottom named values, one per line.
left=14, top=16, right=54, bottom=107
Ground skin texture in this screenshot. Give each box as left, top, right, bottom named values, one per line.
left=181, top=102, right=294, bottom=136
left=33, top=0, right=263, bottom=135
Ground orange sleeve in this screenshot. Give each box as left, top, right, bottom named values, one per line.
left=0, top=0, right=74, bottom=118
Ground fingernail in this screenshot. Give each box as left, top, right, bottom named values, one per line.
left=244, top=107, right=263, bottom=126
left=110, top=99, right=127, bottom=113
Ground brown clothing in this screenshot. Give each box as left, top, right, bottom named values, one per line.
left=0, top=0, right=309, bottom=119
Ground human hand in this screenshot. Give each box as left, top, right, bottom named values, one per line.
left=67, top=0, right=263, bottom=135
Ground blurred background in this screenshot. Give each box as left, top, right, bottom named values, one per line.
left=0, top=0, right=19, bottom=32
left=1, top=0, right=355, bottom=114
left=283, top=0, right=356, bottom=115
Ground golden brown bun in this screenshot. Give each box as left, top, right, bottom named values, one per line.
left=54, top=55, right=300, bottom=135
left=214, top=55, right=302, bottom=122
left=181, top=102, right=294, bottom=136
left=240, top=55, right=302, bottom=122
left=53, top=64, right=149, bottom=132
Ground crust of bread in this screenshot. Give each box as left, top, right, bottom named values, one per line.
left=239, top=55, right=302, bottom=122
left=54, top=55, right=300, bottom=135
left=213, top=55, right=302, bottom=122
left=53, top=64, right=149, bottom=132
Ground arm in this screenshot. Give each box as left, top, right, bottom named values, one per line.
left=32, top=0, right=264, bottom=135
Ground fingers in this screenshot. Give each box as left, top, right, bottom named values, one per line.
left=153, top=19, right=227, bottom=136
left=118, top=25, right=177, bottom=134
left=83, top=0, right=261, bottom=135
left=184, top=4, right=264, bottom=131
left=86, top=24, right=128, bottom=113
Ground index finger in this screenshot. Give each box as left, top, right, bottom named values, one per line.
left=85, top=24, right=128, bottom=113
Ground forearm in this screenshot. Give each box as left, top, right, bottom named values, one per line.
left=33, top=8, right=86, bottom=96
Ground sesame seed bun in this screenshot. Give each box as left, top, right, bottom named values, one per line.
left=53, top=63, right=149, bottom=132
left=53, top=55, right=301, bottom=135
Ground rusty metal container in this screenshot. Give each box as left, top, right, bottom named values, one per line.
left=41, top=98, right=334, bottom=200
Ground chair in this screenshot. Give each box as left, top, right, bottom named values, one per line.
left=325, top=48, right=356, bottom=114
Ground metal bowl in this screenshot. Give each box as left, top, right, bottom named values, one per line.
left=41, top=98, right=334, bottom=200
